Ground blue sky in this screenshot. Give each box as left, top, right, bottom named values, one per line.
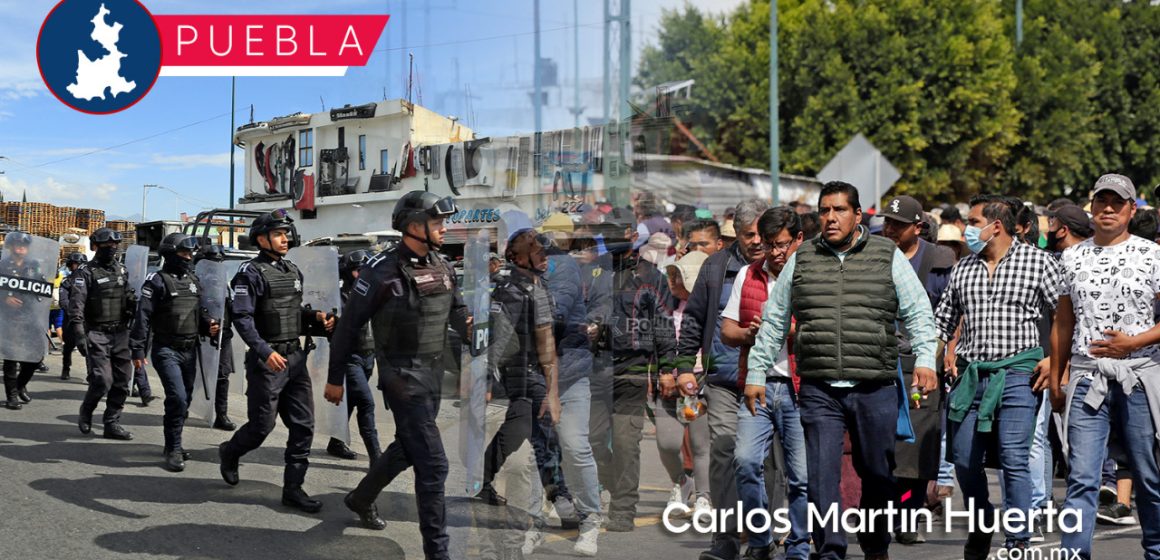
left=0, top=0, right=742, bottom=221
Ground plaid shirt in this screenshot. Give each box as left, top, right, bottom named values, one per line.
left=934, top=241, right=1062, bottom=362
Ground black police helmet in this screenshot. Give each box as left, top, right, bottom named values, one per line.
left=249, top=209, right=299, bottom=249
left=159, top=233, right=200, bottom=258
left=340, top=249, right=371, bottom=275
left=90, top=228, right=123, bottom=245
left=4, top=231, right=33, bottom=247
left=391, top=191, right=457, bottom=232
left=65, top=252, right=88, bottom=265
left=194, top=244, right=226, bottom=263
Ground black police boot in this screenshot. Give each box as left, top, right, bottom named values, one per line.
left=36, top=362, right=48, bottom=373
left=4, top=396, right=21, bottom=410
left=344, top=491, right=386, bottom=530
left=282, top=485, right=323, bottom=513
left=474, top=483, right=508, bottom=506
left=164, top=449, right=186, bottom=472
left=700, top=533, right=741, bottom=560
left=219, top=442, right=240, bottom=486
left=140, top=393, right=156, bottom=406
left=103, top=423, right=133, bottom=441
left=78, top=406, right=92, bottom=434
left=327, top=438, right=357, bottom=460
left=3, top=378, right=20, bottom=410
left=17, top=387, right=31, bottom=403
left=741, top=546, right=771, bottom=560
left=60, top=367, right=70, bottom=381
left=963, top=530, right=993, bottom=560
left=213, top=415, right=236, bottom=431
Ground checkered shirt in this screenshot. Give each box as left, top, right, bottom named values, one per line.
left=934, top=241, right=1062, bottom=362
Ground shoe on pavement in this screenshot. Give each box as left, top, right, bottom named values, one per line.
left=574, top=518, right=600, bottom=557
left=102, top=423, right=133, bottom=440
left=1097, top=503, right=1136, bottom=525
left=667, top=483, right=685, bottom=508
left=1099, top=485, right=1117, bottom=506
left=60, top=371, right=70, bottom=381
left=17, top=388, right=31, bottom=403
left=521, top=528, right=546, bottom=556
left=219, top=442, right=239, bottom=486
left=741, top=546, right=771, bottom=560
left=140, top=393, right=157, bottom=406
left=4, top=398, right=21, bottom=410
left=213, top=415, right=237, bottom=431
left=604, top=516, right=635, bottom=532
left=78, top=407, right=92, bottom=434
left=963, top=530, right=993, bottom=560
left=344, top=491, right=386, bottom=530
left=693, top=495, right=712, bottom=520
left=474, top=483, right=508, bottom=506
left=327, top=438, right=358, bottom=460
left=164, top=449, right=186, bottom=472
left=282, top=485, right=322, bottom=513
left=700, top=533, right=741, bottom=560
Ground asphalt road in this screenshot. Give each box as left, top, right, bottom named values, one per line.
left=0, top=350, right=1145, bottom=559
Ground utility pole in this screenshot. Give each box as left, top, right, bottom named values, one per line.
left=533, top=0, right=542, bottom=133
left=229, top=77, right=236, bottom=210
left=770, top=0, right=779, bottom=203
left=572, top=0, right=581, bottom=127
left=142, top=184, right=159, bottom=222
left=602, top=0, right=610, bottom=124
left=1016, top=0, right=1023, bottom=46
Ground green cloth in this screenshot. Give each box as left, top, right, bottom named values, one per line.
left=948, top=347, right=1043, bottom=433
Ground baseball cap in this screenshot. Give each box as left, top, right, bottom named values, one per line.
left=666, top=250, right=709, bottom=293
left=639, top=232, right=673, bottom=266
left=937, top=224, right=964, bottom=243
left=880, top=195, right=925, bottom=224
left=1049, top=205, right=1093, bottom=237
left=1092, top=173, right=1136, bottom=200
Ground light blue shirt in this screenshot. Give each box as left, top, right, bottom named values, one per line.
left=746, top=229, right=938, bottom=386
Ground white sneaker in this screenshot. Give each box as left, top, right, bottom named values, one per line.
left=667, top=483, right=684, bottom=508
left=574, top=519, right=600, bottom=557
left=693, top=495, right=712, bottom=519
left=521, top=529, right=546, bottom=556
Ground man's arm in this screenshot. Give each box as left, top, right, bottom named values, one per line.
left=892, top=249, right=937, bottom=371
left=720, top=266, right=749, bottom=348
left=129, top=274, right=162, bottom=360
left=229, top=265, right=272, bottom=361
left=66, top=268, right=89, bottom=341
left=933, top=265, right=962, bottom=345
left=1049, top=295, right=1075, bottom=412
left=675, top=257, right=712, bottom=375
left=327, top=269, right=391, bottom=387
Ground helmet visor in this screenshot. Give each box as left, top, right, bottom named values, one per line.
left=429, top=196, right=458, bottom=218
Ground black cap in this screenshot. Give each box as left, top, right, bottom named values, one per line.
left=880, top=195, right=924, bottom=224
left=1050, top=205, right=1093, bottom=238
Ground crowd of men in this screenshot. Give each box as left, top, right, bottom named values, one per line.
left=4, top=175, right=1160, bottom=560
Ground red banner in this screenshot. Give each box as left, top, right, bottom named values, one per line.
left=155, top=15, right=388, bottom=67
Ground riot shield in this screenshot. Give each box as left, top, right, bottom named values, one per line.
left=459, top=229, right=491, bottom=494
left=125, top=245, right=149, bottom=299
left=188, top=259, right=227, bottom=424
left=225, top=259, right=246, bottom=397
left=0, top=234, right=60, bottom=363
left=285, top=245, right=349, bottom=444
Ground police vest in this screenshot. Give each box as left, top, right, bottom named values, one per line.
left=86, top=263, right=126, bottom=326
left=491, top=272, right=539, bottom=370
left=372, top=256, right=454, bottom=357
left=252, top=260, right=303, bottom=342
left=152, top=271, right=200, bottom=338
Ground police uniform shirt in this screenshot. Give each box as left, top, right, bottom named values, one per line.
left=129, top=264, right=208, bottom=360
left=65, top=260, right=127, bottom=340
left=229, top=252, right=314, bottom=361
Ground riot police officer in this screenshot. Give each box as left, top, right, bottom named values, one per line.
left=195, top=244, right=237, bottom=431
left=58, top=252, right=88, bottom=381
left=69, top=228, right=136, bottom=439
left=131, top=233, right=219, bottom=472
left=1, top=232, right=47, bottom=409
left=218, top=210, right=335, bottom=513
left=325, top=191, right=468, bottom=560
left=325, top=249, right=382, bottom=464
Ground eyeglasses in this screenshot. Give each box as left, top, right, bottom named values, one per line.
left=765, top=240, right=795, bottom=252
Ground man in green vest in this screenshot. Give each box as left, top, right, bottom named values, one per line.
left=748, top=181, right=938, bottom=560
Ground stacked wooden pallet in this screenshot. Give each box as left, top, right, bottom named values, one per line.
left=76, top=208, right=106, bottom=234
left=1, top=202, right=58, bottom=237
left=106, top=219, right=136, bottom=248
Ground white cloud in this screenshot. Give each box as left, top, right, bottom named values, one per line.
left=149, top=153, right=232, bottom=169
left=0, top=175, right=118, bottom=204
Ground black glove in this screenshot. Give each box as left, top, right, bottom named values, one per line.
left=77, top=341, right=88, bottom=358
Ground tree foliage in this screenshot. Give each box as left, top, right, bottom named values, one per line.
left=636, top=0, right=1160, bottom=205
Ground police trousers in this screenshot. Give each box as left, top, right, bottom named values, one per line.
left=225, top=347, right=314, bottom=486
left=80, top=329, right=133, bottom=425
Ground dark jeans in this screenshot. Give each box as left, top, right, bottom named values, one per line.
left=351, top=360, right=449, bottom=560
left=343, top=351, right=381, bottom=457
left=61, top=326, right=77, bottom=375
left=483, top=370, right=547, bottom=488
left=608, top=365, right=650, bottom=520
left=798, top=379, right=899, bottom=560
left=3, top=360, right=38, bottom=398
left=225, top=348, right=314, bottom=487
left=80, top=329, right=133, bottom=425
left=151, top=345, right=196, bottom=452
left=215, top=337, right=234, bottom=418
left=133, top=363, right=152, bottom=396
left=946, top=370, right=1037, bottom=547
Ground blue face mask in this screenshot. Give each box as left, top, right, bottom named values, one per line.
left=963, top=224, right=992, bottom=254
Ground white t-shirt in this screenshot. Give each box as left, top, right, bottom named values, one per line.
left=723, top=263, right=790, bottom=378
left=1060, top=235, right=1160, bottom=359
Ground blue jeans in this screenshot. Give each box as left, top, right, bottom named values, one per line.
left=1029, top=394, right=1054, bottom=509
left=799, top=379, right=899, bottom=559
left=344, top=352, right=381, bottom=457
left=947, top=369, right=1037, bottom=547
left=938, top=430, right=955, bottom=487
left=151, top=345, right=196, bottom=452
left=556, top=377, right=601, bottom=519
left=1061, top=377, right=1160, bottom=559
left=734, top=379, right=809, bottom=558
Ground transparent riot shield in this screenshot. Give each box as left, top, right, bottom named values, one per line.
left=459, top=229, right=491, bottom=494
left=188, top=259, right=227, bottom=424
left=0, top=234, right=59, bottom=364
left=285, top=245, right=349, bottom=443
left=225, top=259, right=247, bottom=397
left=124, top=245, right=149, bottom=299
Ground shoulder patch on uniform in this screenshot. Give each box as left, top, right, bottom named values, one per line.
left=353, top=278, right=370, bottom=296
left=368, top=252, right=389, bottom=268
left=140, top=285, right=153, bottom=298
left=592, top=267, right=602, bottom=278
left=145, top=272, right=157, bottom=281
left=233, top=285, right=249, bottom=297
left=74, top=277, right=85, bottom=286
left=238, top=262, right=252, bottom=273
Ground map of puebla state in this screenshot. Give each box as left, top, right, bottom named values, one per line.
left=66, top=3, right=136, bottom=101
